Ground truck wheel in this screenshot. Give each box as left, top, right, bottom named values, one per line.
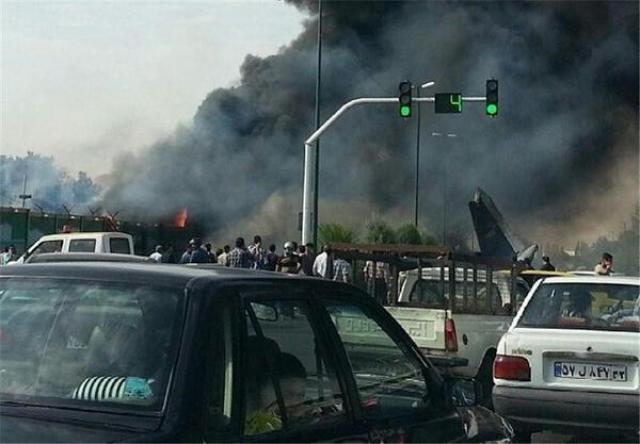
left=477, top=352, right=495, bottom=409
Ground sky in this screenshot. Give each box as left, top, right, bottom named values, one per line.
left=1, top=0, right=306, bottom=176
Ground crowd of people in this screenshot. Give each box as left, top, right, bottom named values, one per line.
left=149, top=235, right=354, bottom=283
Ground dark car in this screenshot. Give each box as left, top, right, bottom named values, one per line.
left=0, top=262, right=513, bottom=442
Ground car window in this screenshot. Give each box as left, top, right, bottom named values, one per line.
left=0, top=277, right=184, bottom=411
left=31, top=240, right=63, bottom=255
left=518, top=283, right=640, bottom=332
left=69, top=239, right=96, bottom=252
left=323, top=300, right=430, bottom=419
left=110, top=238, right=131, bottom=254
left=240, top=295, right=346, bottom=437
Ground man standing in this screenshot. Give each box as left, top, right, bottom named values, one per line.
left=299, top=244, right=315, bottom=276
left=540, top=255, right=556, bottom=271
left=204, top=243, right=218, bottom=263
left=149, top=245, right=164, bottom=263
left=265, top=244, right=279, bottom=271
left=594, top=252, right=613, bottom=275
left=277, top=241, right=302, bottom=274
left=218, top=245, right=231, bottom=267
left=364, top=260, right=390, bottom=305
left=312, top=245, right=333, bottom=279
left=332, top=258, right=352, bottom=283
left=248, top=235, right=266, bottom=270
left=229, top=237, right=252, bottom=269
left=187, top=238, right=210, bottom=264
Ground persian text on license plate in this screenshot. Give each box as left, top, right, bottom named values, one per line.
left=554, top=361, right=627, bottom=381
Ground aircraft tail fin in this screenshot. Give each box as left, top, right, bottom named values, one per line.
left=468, top=188, right=537, bottom=261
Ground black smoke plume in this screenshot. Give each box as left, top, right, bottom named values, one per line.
left=102, top=1, right=639, bottom=246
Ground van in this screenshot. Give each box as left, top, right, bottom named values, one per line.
left=13, top=232, right=134, bottom=263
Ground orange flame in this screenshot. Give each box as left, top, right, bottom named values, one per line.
left=174, top=208, right=188, bottom=228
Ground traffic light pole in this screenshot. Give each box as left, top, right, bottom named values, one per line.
left=301, top=95, right=486, bottom=245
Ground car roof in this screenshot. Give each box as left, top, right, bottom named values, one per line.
left=539, top=276, right=639, bottom=285
left=36, top=232, right=132, bottom=240
left=0, top=261, right=307, bottom=288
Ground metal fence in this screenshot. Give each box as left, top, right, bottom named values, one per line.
left=0, top=207, right=200, bottom=256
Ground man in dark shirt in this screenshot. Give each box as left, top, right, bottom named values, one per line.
left=229, top=237, right=253, bottom=268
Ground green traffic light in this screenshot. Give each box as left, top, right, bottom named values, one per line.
left=486, top=103, right=498, bottom=115
left=400, top=105, right=411, bottom=117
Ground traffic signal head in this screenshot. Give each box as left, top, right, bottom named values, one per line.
left=398, top=81, right=412, bottom=117
left=486, top=79, right=498, bottom=116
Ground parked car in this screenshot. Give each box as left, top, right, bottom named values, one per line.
left=493, top=276, right=639, bottom=442
left=386, top=266, right=529, bottom=404
left=12, top=232, right=135, bottom=264
left=0, top=262, right=513, bottom=443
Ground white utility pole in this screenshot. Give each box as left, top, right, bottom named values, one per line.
left=301, top=95, right=486, bottom=245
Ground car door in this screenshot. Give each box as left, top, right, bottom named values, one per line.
left=207, top=282, right=369, bottom=443
left=315, top=287, right=467, bottom=443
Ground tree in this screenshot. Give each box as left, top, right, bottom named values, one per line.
left=318, top=223, right=358, bottom=246
left=365, top=220, right=395, bottom=244
left=395, top=224, right=422, bottom=245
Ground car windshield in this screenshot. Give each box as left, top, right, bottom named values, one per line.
left=0, top=277, right=184, bottom=411
left=518, top=282, right=640, bottom=332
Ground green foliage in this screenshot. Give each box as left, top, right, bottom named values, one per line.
left=395, top=224, right=422, bottom=245
left=365, top=220, right=396, bottom=244
left=318, top=223, right=358, bottom=246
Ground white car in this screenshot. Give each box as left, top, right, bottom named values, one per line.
left=493, top=276, right=639, bottom=442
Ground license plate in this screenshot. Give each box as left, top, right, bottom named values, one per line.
left=554, top=361, right=627, bottom=381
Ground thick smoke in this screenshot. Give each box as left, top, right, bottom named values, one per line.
left=1, top=152, right=100, bottom=212
left=101, top=1, right=639, bottom=247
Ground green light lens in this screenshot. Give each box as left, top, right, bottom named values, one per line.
left=486, top=103, right=498, bottom=115
left=400, top=105, right=411, bottom=117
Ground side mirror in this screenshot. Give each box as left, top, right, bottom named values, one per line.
left=448, top=377, right=483, bottom=407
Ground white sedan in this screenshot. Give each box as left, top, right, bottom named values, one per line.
left=492, top=276, right=639, bottom=442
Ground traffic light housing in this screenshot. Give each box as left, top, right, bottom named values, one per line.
left=398, top=81, right=412, bottom=117
left=486, top=79, right=498, bottom=116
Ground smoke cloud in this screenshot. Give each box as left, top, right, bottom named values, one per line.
left=101, top=1, right=639, bottom=248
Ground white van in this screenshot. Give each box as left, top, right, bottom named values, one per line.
left=13, top=232, right=134, bottom=263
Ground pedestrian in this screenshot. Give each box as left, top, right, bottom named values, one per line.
left=186, top=238, right=209, bottom=264
left=204, top=243, right=218, bottom=263
left=229, top=237, right=252, bottom=268
left=594, top=252, right=613, bottom=275
left=364, top=260, right=390, bottom=305
left=179, top=243, right=193, bottom=264
left=540, top=255, right=555, bottom=271
left=277, top=241, right=302, bottom=274
left=0, top=247, right=11, bottom=266
left=163, top=245, right=176, bottom=263
left=149, top=245, right=163, bottom=263
left=218, top=245, right=231, bottom=267
left=312, top=245, right=333, bottom=279
left=299, top=244, right=315, bottom=276
left=248, top=235, right=266, bottom=269
left=332, top=258, right=352, bottom=283
left=265, top=244, right=279, bottom=271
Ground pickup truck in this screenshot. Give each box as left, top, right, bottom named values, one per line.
left=385, top=266, right=530, bottom=402
left=13, top=232, right=135, bottom=264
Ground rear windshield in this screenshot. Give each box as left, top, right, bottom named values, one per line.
left=69, top=239, right=97, bottom=252
left=0, top=278, right=184, bottom=411
left=517, top=282, right=639, bottom=332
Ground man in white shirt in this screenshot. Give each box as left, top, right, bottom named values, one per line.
left=312, top=245, right=332, bottom=279
left=149, top=245, right=163, bottom=263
